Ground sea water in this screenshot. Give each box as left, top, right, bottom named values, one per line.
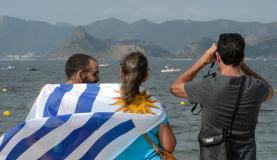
left=0, top=59, right=276, bottom=159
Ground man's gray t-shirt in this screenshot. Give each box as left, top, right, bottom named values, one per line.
left=185, top=75, right=268, bottom=159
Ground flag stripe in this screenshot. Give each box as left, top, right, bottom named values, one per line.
left=38, top=112, right=113, bottom=160
left=0, top=136, right=3, bottom=147
left=0, top=122, right=25, bottom=152
left=80, top=120, right=135, bottom=160
left=0, top=119, right=48, bottom=158
left=43, top=84, right=73, bottom=117
left=0, top=84, right=165, bottom=160
left=26, top=84, right=59, bottom=120
left=17, top=114, right=93, bottom=160
left=57, top=84, right=87, bottom=115
left=6, top=116, right=70, bottom=159
left=75, top=84, right=100, bottom=113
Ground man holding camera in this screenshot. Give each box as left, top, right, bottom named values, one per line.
left=171, top=33, right=273, bottom=160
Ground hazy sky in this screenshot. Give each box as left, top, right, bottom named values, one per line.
left=0, top=0, right=276, bottom=25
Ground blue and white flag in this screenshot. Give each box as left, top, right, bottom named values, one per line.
left=0, top=83, right=166, bottom=160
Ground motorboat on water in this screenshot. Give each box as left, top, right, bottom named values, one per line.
left=26, top=67, right=39, bottom=71
left=1, top=65, right=15, bottom=70
left=161, top=65, right=181, bottom=73
left=99, top=63, right=110, bottom=67
left=98, top=58, right=110, bottom=67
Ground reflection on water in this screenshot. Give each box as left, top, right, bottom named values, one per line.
left=0, top=59, right=276, bottom=159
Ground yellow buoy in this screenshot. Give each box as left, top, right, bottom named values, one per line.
left=3, top=111, right=11, bottom=117
left=2, top=88, right=7, bottom=92
left=180, top=101, right=186, bottom=105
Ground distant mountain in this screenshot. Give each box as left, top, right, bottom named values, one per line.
left=175, top=38, right=214, bottom=59
left=85, top=18, right=277, bottom=52
left=50, top=26, right=109, bottom=59
left=55, top=22, right=74, bottom=28
left=246, top=38, right=277, bottom=58
left=50, top=27, right=171, bottom=59
left=1, top=16, right=277, bottom=59
left=176, top=37, right=277, bottom=59
left=105, top=41, right=170, bottom=59
left=85, top=18, right=130, bottom=40
left=0, top=16, right=74, bottom=56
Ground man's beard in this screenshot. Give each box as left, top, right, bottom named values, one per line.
left=83, top=79, right=98, bottom=83
left=82, top=74, right=99, bottom=83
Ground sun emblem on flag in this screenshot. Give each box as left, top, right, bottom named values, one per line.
left=112, top=90, right=159, bottom=115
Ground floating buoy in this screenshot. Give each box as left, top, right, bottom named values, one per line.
left=180, top=101, right=186, bottom=105
left=1, top=88, right=7, bottom=92
left=180, top=101, right=190, bottom=105
left=3, top=111, right=11, bottom=117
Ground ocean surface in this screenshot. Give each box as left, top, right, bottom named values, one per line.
left=0, top=59, right=276, bottom=159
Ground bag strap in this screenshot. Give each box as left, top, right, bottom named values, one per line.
left=227, top=76, right=246, bottom=136
left=143, top=134, right=161, bottom=154
left=191, top=63, right=217, bottom=115
left=191, top=104, right=202, bottom=115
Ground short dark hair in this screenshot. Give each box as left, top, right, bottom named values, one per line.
left=217, top=33, right=245, bottom=66
left=65, top=53, right=96, bottom=79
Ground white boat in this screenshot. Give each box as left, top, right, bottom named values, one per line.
left=98, top=59, right=110, bottom=67
left=99, top=63, right=110, bottom=67
left=161, top=66, right=181, bottom=73
left=1, top=65, right=15, bottom=70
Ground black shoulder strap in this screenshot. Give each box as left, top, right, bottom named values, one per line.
left=191, top=63, right=217, bottom=115
left=191, top=104, right=202, bottom=115
left=227, top=76, right=246, bottom=136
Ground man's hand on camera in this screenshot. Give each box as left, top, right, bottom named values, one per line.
left=200, top=43, right=217, bottom=65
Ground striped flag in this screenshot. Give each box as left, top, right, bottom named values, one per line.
left=0, top=83, right=166, bottom=160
